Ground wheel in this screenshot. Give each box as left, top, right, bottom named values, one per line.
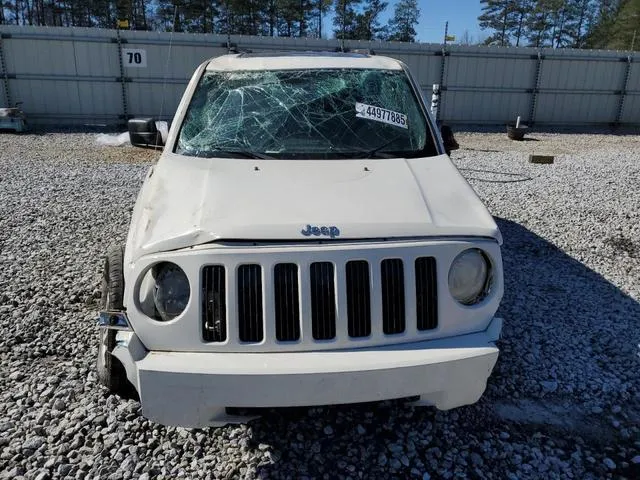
left=97, top=244, right=128, bottom=393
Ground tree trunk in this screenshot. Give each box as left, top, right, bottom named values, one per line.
left=574, top=0, right=587, bottom=47
left=501, top=4, right=508, bottom=46
left=515, top=9, right=525, bottom=46
left=269, top=1, right=276, bottom=36
left=139, top=0, right=147, bottom=30
left=25, top=0, right=34, bottom=25
left=555, top=8, right=566, bottom=48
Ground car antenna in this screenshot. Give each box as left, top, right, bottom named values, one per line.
left=158, top=4, right=178, bottom=142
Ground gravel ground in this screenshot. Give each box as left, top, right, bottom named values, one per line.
left=0, top=129, right=639, bottom=480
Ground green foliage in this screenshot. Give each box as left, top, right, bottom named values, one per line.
left=387, top=0, right=420, bottom=42
left=333, top=0, right=361, bottom=40
left=479, top=0, right=517, bottom=46
left=355, top=0, right=388, bottom=41
left=478, top=0, right=636, bottom=49
left=586, top=0, right=639, bottom=49
left=0, top=0, right=333, bottom=38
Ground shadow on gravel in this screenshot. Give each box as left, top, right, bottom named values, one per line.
left=451, top=123, right=640, bottom=137
left=242, top=217, right=639, bottom=479
left=485, top=218, right=639, bottom=473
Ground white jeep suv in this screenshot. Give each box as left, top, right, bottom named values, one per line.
left=97, top=51, right=504, bottom=428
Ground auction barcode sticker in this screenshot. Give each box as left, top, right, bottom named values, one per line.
left=355, top=103, right=408, bottom=129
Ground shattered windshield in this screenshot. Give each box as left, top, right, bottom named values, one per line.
left=175, top=68, right=436, bottom=159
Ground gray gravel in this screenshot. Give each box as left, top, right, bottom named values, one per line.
left=1, top=129, right=639, bottom=479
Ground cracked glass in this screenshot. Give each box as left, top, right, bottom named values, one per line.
left=176, top=68, right=436, bottom=159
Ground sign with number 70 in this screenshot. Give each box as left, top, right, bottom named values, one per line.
left=122, top=48, right=147, bottom=68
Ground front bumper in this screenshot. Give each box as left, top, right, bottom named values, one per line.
left=113, top=317, right=502, bottom=428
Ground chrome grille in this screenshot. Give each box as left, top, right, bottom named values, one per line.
left=237, top=264, right=263, bottom=343
left=274, top=263, right=300, bottom=341
left=310, top=262, right=336, bottom=340
left=415, top=257, right=438, bottom=330
left=346, top=260, right=371, bottom=338
left=381, top=259, right=406, bottom=335
left=201, top=265, right=226, bottom=342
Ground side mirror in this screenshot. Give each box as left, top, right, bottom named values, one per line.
left=128, top=118, right=165, bottom=149
left=440, top=125, right=459, bottom=156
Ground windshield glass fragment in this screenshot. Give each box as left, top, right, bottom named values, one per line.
left=176, top=68, right=435, bottom=159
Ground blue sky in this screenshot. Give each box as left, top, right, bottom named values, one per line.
left=325, top=0, right=484, bottom=44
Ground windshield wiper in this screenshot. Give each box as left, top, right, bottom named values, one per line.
left=204, top=150, right=275, bottom=160
left=350, top=134, right=406, bottom=159
left=329, top=137, right=402, bottom=159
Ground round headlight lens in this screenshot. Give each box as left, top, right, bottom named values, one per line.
left=153, top=262, right=190, bottom=321
left=448, top=249, right=491, bottom=305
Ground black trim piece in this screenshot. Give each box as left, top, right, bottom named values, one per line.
left=381, top=259, right=405, bottom=335
left=237, top=264, right=264, bottom=343
left=346, top=261, right=371, bottom=338
left=274, top=263, right=301, bottom=342
left=310, top=262, right=336, bottom=340
left=415, top=257, right=438, bottom=331
left=202, top=266, right=227, bottom=342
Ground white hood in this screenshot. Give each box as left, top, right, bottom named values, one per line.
left=128, top=153, right=501, bottom=260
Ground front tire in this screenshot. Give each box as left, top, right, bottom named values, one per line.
left=96, top=245, right=128, bottom=393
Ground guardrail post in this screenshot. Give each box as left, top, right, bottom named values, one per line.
left=528, top=51, right=543, bottom=125
left=0, top=31, right=12, bottom=107
left=115, top=28, right=129, bottom=124
left=615, top=55, right=632, bottom=126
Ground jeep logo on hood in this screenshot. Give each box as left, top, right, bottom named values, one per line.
left=301, top=224, right=340, bottom=239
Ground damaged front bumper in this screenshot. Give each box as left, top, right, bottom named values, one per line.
left=109, top=317, right=503, bottom=428
left=98, top=311, right=132, bottom=331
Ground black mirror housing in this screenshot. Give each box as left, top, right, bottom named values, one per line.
left=128, top=118, right=164, bottom=149
left=440, top=125, right=459, bottom=156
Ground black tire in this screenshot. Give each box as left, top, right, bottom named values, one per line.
left=97, top=244, right=128, bottom=393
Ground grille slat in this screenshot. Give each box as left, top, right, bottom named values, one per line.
left=416, top=257, right=438, bottom=331
left=381, top=259, right=405, bottom=335
left=238, top=264, right=264, bottom=343
left=347, top=261, right=371, bottom=338
left=274, top=263, right=300, bottom=341
left=310, top=262, right=336, bottom=340
left=202, top=266, right=226, bottom=342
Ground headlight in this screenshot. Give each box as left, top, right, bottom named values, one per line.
left=153, top=262, right=190, bottom=321
left=448, top=249, right=492, bottom=305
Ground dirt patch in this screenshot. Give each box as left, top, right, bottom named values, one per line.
left=604, top=235, right=638, bottom=257
left=492, top=399, right=619, bottom=446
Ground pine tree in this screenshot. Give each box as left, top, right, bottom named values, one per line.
left=313, top=0, right=333, bottom=38
left=510, top=0, right=534, bottom=46
left=614, top=0, right=640, bottom=49
left=354, top=0, right=387, bottom=40
left=479, top=0, right=519, bottom=46
left=277, top=0, right=298, bottom=36
left=333, top=0, right=361, bottom=40
left=387, top=0, right=420, bottom=42
left=586, top=0, right=639, bottom=49
left=526, top=0, right=556, bottom=47
left=566, top=0, right=597, bottom=47
left=234, top=0, right=263, bottom=35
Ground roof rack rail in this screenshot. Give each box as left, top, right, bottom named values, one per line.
left=333, top=47, right=376, bottom=55
left=221, top=43, right=253, bottom=54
